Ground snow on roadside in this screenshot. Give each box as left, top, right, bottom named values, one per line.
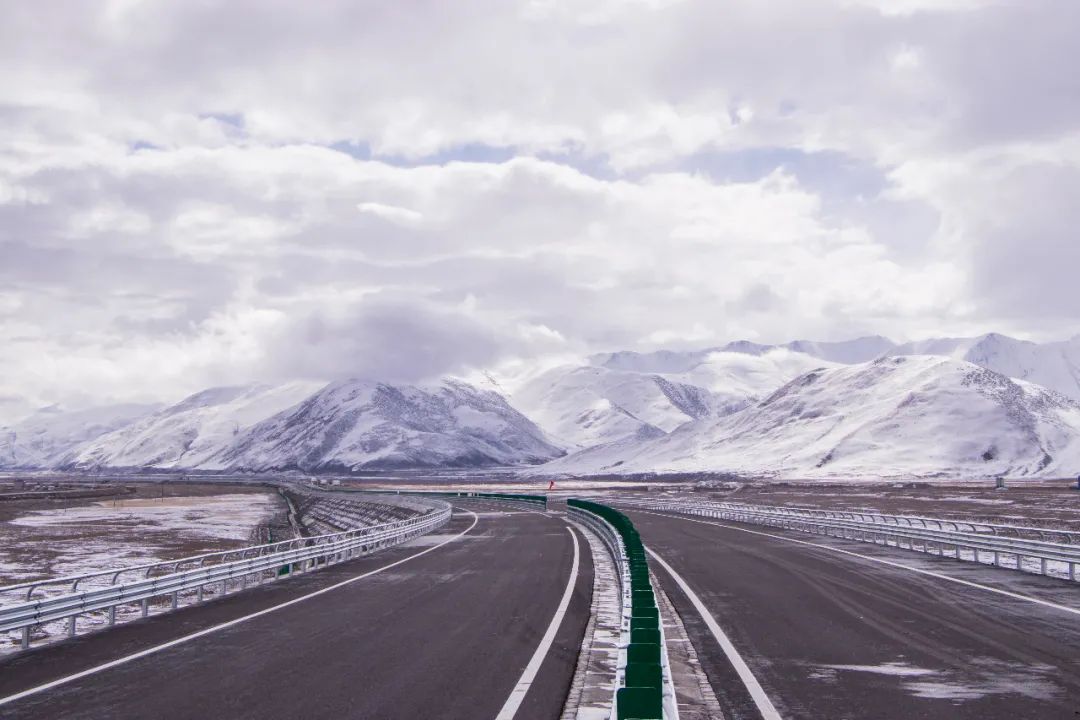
left=0, top=492, right=280, bottom=653
left=11, top=493, right=277, bottom=541
left=0, top=493, right=278, bottom=587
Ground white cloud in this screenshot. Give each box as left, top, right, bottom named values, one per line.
left=357, top=202, right=424, bottom=226
left=0, top=0, right=1077, bottom=418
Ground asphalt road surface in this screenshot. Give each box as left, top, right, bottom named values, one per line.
left=625, top=507, right=1080, bottom=720
left=0, top=502, right=592, bottom=720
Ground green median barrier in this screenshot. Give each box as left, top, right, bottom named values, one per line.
left=627, top=642, right=662, bottom=665
left=631, top=628, right=662, bottom=645
left=568, top=497, right=667, bottom=719
left=624, top=662, right=663, bottom=689
left=616, top=686, right=663, bottom=720
left=631, top=605, right=659, bottom=620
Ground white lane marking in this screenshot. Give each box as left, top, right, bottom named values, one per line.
left=0, top=510, right=480, bottom=710
left=495, top=525, right=582, bottom=720
left=646, top=547, right=784, bottom=720
left=632, top=509, right=1080, bottom=619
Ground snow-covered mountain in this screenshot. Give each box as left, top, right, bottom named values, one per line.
left=12, top=331, right=1080, bottom=478
left=538, top=356, right=1080, bottom=479
left=69, top=381, right=325, bottom=469
left=509, top=347, right=841, bottom=451
left=0, top=403, right=160, bottom=468
left=667, top=348, right=841, bottom=399
left=887, top=333, right=1080, bottom=402
left=508, top=365, right=732, bottom=450
left=212, top=379, right=563, bottom=471
left=780, top=335, right=896, bottom=364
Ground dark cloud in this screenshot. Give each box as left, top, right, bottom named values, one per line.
left=261, top=296, right=505, bottom=384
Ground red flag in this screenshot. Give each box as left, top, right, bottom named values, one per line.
left=548, top=480, right=555, bottom=491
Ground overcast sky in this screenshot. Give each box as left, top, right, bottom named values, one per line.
left=2, top=0, right=1079, bottom=418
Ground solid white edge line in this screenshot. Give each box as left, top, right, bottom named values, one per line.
left=495, top=524, right=582, bottom=720
left=646, top=547, right=784, bottom=720
left=633, top=509, right=1080, bottom=619
left=0, top=510, right=480, bottom=710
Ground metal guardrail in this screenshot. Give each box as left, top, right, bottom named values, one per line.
left=0, top=497, right=451, bottom=651
left=618, top=499, right=1080, bottom=583
left=705, top=502, right=1080, bottom=543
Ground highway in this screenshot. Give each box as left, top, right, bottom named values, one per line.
left=0, top=502, right=592, bottom=720
left=4, top=493, right=1080, bottom=720
left=624, top=507, right=1080, bottom=720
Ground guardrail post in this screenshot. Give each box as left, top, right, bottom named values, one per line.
left=22, top=626, right=30, bottom=649
left=141, top=598, right=149, bottom=617
left=68, top=615, right=77, bottom=638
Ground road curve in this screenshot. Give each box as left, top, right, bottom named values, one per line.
left=0, top=502, right=593, bottom=720
left=624, top=507, right=1080, bottom=720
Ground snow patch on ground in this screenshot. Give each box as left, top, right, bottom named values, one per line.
left=0, top=492, right=280, bottom=653
left=11, top=494, right=277, bottom=541
left=812, top=658, right=1063, bottom=702
left=819, top=662, right=935, bottom=677
left=0, top=493, right=277, bottom=588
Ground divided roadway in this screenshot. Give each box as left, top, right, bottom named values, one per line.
left=0, top=501, right=592, bottom=720
left=624, top=507, right=1080, bottom=720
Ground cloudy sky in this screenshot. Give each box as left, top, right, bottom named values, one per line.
left=2, top=0, right=1078, bottom=419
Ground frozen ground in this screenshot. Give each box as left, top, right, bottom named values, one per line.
left=0, top=490, right=281, bottom=652
left=0, top=492, right=279, bottom=584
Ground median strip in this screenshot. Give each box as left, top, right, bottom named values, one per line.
left=568, top=499, right=675, bottom=720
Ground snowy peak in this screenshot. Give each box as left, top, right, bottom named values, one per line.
left=888, top=333, right=1080, bottom=402
left=0, top=403, right=160, bottom=468
left=214, top=379, right=562, bottom=471
left=539, top=356, right=1080, bottom=479
left=508, top=364, right=737, bottom=450
left=516, top=347, right=837, bottom=450
left=69, top=381, right=325, bottom=469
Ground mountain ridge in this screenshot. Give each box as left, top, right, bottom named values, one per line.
left=6, top=331, right=1080, bottom=478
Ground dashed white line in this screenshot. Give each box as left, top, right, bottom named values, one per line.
left=646, top=547, right=784, bottom=720
left=0, top=510, right=480, bottom=710
left=495, top=524, right=582, bottom=720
